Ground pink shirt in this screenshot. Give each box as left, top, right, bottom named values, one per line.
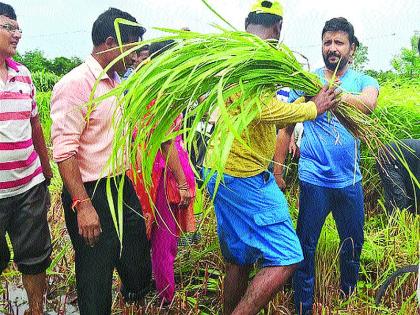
left=0, top=58, right=44, bottom=198
left=51, top=55, right=121, bottom=182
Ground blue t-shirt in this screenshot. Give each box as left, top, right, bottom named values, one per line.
left=289, top=68, right=379, bottom=188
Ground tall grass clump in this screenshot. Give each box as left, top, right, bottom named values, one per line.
left=373, top=80, right=420, bottom=139
left=307, top=207, right=419, bottom=314
left=35, top=91, right=53, bottom=143
left=32, top=71, right=60, bottom=92
left=360, top=79, right=420, bottom=212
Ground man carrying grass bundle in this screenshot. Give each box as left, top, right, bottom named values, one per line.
left=51, top=8, right=151, bottom=315
left=203, top=1, right=340, bottom=314
left=0, top=3, right=53, bottom=315
left=275, top=17, right=380, bottom=315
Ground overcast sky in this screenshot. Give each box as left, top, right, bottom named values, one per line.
left=8, top=0, right=420, bottom=71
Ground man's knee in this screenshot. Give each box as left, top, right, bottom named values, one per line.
left=17, top=257, right=51, bottom=275
left=279, top=263, right=299, bottom=279
left=340, top=236, right=363, bottom=257
left=259, top=264, right=299, bottom=283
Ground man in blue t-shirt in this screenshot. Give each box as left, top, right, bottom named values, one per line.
left=274, top=17, right=379, bottom=314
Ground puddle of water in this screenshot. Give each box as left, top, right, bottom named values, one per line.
left=2, top=285, right=79, bottom=315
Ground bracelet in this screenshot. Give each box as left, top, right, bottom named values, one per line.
left=71, top=198, right=91, bottom=212
left=177, top=182, right=190, bottom=191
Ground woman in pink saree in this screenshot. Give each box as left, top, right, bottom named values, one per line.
left=128, top=40, right=196, bottom=303
left=128, top=106, right=196, bottom=303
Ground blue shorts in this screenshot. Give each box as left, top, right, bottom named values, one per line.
left=204, top=169, right=303, bottom=267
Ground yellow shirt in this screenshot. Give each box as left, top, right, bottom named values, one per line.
left=204, top=96, right=317, bottom=177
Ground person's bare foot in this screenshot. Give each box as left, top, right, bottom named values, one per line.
left=313, top=302, right=324, bottom=315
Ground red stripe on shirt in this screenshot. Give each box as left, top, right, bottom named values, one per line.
left=0, top=139, right=33, bottom=150
left=0, top=166, right=43, bottom=189
left=0, top=111, right=31, bottom=121
left=32, top=101, right=37, bottom=113
left=0, top=151, right=38, bottom=170
left=0, top=91, right=31, bottom=100
left=12, top=76, right=32, bottom=84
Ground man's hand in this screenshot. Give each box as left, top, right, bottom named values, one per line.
left=274, top=174, right=286, bottom=192
left=289, top=138, right=300, bottom=159
left=31, top=116, right=54, bottom=186
left=311, top=84, right=341, bottom=115
left=43, top=170, right=54, bottom=186
left=76, top=201, right=102, bottom=247
left=178, top=183, right=192, bottom=209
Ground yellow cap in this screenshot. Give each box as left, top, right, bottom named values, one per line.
left=250, top=0, right=283, bottom=17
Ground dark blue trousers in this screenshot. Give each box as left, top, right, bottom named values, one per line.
left=293, top=180, right=364, bottom=315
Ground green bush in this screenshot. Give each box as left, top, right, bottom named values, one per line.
left=32, top=71, right=60, bottom=92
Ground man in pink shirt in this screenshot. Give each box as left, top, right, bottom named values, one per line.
left=0, top=3, right=53, bottom=315
left=51, top=8, right=150, bottom=315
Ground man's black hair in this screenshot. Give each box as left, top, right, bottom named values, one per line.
left=0, top=2, right=16, bottom=20
left=92, top=7, right=146, bottom=46
left=138, top=44, right=150, bottom=52
left=354, top=36, right=360, bottom=48
left=245, top=12, right=282, bottom=29
left=149, top=40, right=175, bottom=59
left=322, top=17, right=356, bottom=45
left=136, top=44, right=150, bottom=56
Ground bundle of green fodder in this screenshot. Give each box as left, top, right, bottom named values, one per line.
left=88, top=27, right=416, bottom=235
left=93, top=29, right=322, bottom=183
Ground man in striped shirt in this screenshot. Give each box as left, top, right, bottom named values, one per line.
left=0, top=3, right=53, bottom=315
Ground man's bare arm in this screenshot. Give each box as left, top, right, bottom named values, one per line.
left=161, top=140, right=191, bottom=208
left=341, top=87, right=378, bottom=114
left=273, top=125, right=294, bottom=191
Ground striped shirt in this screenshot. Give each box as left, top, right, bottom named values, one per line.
left=0, top=58, right=44, bottom=199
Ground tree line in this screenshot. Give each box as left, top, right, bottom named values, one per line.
left=16, top=33, right=419, bottom=88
